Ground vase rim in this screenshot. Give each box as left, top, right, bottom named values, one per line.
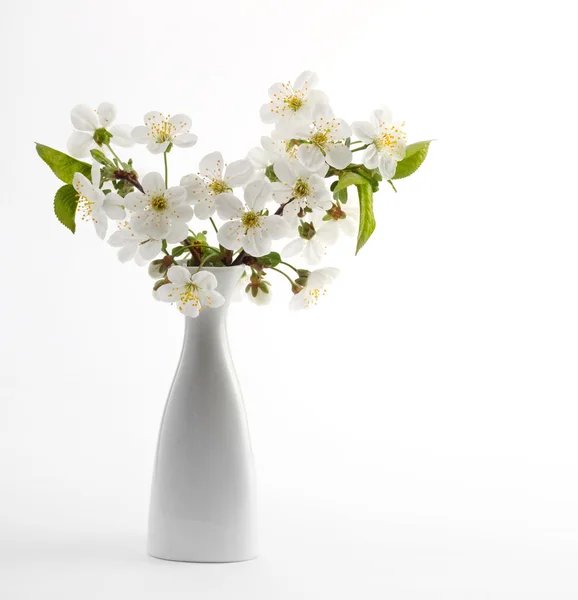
left=184, top=265, right=245, bottom=272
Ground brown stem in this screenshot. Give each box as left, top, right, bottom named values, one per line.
left=114, top=169, right=145, bottom=194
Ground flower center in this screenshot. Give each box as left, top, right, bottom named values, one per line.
left=208, top=179, right=230, bottom=195
left=311, top=130, right=329, bottom=148
left=179, top=283, right=200, bottom=308
left=374, top=123, right=406, bottom=155
left=305, top=287, right=327, bottom=306
left=284, top=93, right=305, bottom=112
left=293, top=178, right=310, bottom=198
left=151, top=195, right=168, bottom=211
left=149, top=117, right=176, bottom=143
left=242, top=212, right=260, bottom=230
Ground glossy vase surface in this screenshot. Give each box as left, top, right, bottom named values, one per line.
left=148, top=265, right=257, bottom=563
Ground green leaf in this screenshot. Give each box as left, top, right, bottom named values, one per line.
left=333, top=171, right=369, bottom=194
left=36, top=143, right=92, bottom=184
left=258, top=251, right=282, bottom=268
left=392, top=140, right=432, bottom=180
left=355, top=182, right=376, bottom=255
left=54, top=184, right=78, bottom=233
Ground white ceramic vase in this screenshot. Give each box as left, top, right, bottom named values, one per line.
left=148, top=265, right=257, bottom=563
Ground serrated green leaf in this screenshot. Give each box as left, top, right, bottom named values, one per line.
left=36, top=143, right=92, bottom=184
left=392, top=140, right=432, bottom=180
left=355, top=182, right=376, bottom=255
left=54, top=184, right=78, bottom=233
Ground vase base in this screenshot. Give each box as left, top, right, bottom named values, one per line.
left=148, top=550, right=258, bottom=564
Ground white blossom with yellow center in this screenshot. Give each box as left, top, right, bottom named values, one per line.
left=131, top=111, right=198, bottom=154
left=271, top=157, right=332, bottom=225
left=260, top=71, right=328, bottom=125
left=73, top=162, right=126, bottom=239
left=123, top=172, right=192, bottom=244
left=290, top=104, right=353, bottom=171
left=352, top=108, right=407, bottom=179
left=157, top=266, right=225, bottom=318
left=290, top=268, right=339, bottom=310
left=216, top=180, right=290, bottom=257
left=67, top=102, right=134, bottom=158
left=180, top=151, right=254, bottom=220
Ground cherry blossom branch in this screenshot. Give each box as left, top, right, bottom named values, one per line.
left=114, top=169, right=144, bottom=193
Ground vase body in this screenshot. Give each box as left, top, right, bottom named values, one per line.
left=148, top=265, right=257, bottom=563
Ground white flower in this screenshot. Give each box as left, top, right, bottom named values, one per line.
left=123, top=172, right=191, bottom=243
left=131, top=112, right=198, bottom=154
left=290, top=267, right=339, bottom=310
left=67, top=103, right=135, bottom=158
left=282, top=221, right=338, bottom=265
left=246, top=136, right=297, bottom=181
left=351, top=108, right=406, bottom=179
left=260, top=71, right=328, bottom=125
left=73, top=162, right=126, bottom=239
left=180, top=151, right=254, bottom=219
left=271, top=157, right=332, bottom=224
left=156, top=266, right=225, bottom=318
left=108, top=227, right=162, bottom=263
left=216, top=180, right=289, bottom=257
left=291, top=105, right=352, bottom=171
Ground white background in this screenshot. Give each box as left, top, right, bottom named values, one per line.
left=1, top=0, right=577, bottom=598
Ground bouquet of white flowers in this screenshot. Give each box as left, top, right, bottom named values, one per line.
left=36, top=71, right=431, bottom=317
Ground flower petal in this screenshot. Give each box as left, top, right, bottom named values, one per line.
left=139, top=239, right=162, bottom=260
left=273, top=157, right=297, bottom=186
left=362, top=145, right=379, bottom=169
left=156, top=282, right=181, bottom=303
left=244, top=179, right=271, bottom=212
left=263, top=215, right=289, bottom=240
left=352, top=121, right=376, bottom=143
left=141, top=172, right=166, bottom=195
left=166, top=185, right=186, bottom=205
left=217, top=220, right=244, bottom=251
left=224, top=159, right=254, bottom=186
left=71, top=104, right=98, bottom=132
left=103, top=195, right=126, bottom=220
left=97, top=102, right=116, bottom=127
left=271, top=182, right=293, bottom=204
left=200, top=151, right=224, bottom=176
left=168, top=265, right=191, bottom=285
left=216, top=193, right=245, bottom=220
left=172, top=132, right=198, bottom=148
left=168, top=113, right=192, bottom=134
left=244, top=227, right=271, bottom=257
left=131, top=125, right=150, bottom=144
left=378, top=154, right=397, bottom=180
left=166, top=220, right=189, bottom=243
left=325, top=145, right=352, bottom=169
left=296, top=144, right=325, bottom=171
left=294, top=70, right=318, bottom=90
left=191, top=270, right=218, bottom=290
left=109, top=124, right=135, bottom=147
left=67, top=131, right=94, bottom=158
left=282, top=237, right=306, bottom=258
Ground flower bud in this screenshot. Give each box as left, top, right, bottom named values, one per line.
left=148, top=259, right=169, bottom=279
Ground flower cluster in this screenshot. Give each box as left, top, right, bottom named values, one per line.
left=37, top=71, right=431, bottom=317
